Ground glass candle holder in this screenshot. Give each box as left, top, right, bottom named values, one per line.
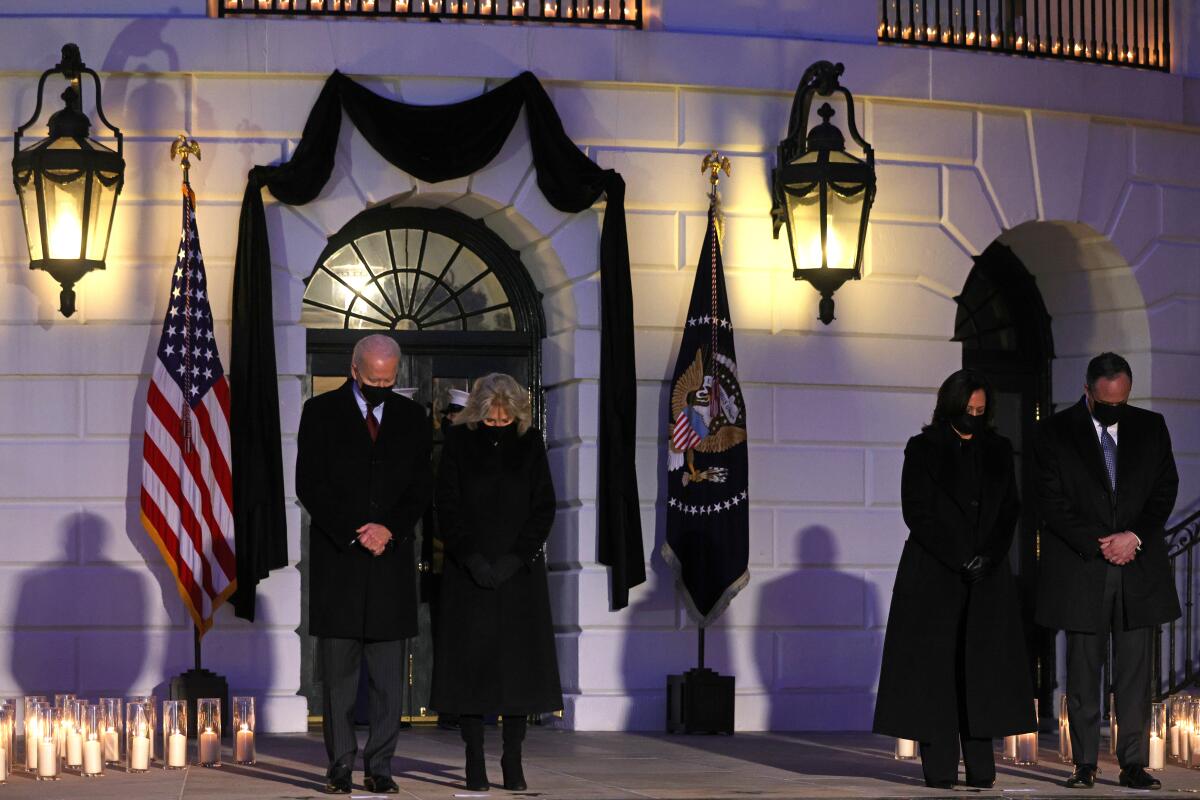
left=100, top=698, right=122, bottom=765
left=1108, top=692, right=1118, bottom=755
left=0, top=707, right=11, bottom=784
left=1150, top=702, right=1166, bottom=771
left=35, top=705, right=59, bottom=780
left=53, top=694, right=76, bottom=710
left=81, top=704, right=104, bottom=777
left=1002, top=734, right=1018, bottom=761
left=63, top=700, right=83, bottom=769
left=233, top=697, right=256, bottom=765
left=1058, top=694, right=1072, bottom=763
left=893, top=737, right=916, bottom=760
left=129, top=695, right=158, bottom=761
left=163, top=700, right=188, bottom=770
left=1015, top=699, right=1039, bottom=765
left=1189, top=701, right=1200, bottom=769
left=126, top=702, right=152, bottom=773
left=197, top=698, right=221, bottom=767
left=22, top=698, right=46, bottom=773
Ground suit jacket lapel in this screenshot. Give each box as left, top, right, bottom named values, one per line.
left=1068, top=398, right=1112, bottom=495
left=1114, top=412, right=1140, bottom=504
left=336, top=380, right=376, bottom=449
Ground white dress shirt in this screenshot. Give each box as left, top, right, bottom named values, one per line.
left=352, top=381, right=385, bottom=424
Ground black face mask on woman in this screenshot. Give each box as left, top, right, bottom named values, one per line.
left=481, top=423, right=517, bottom=444
left=359, top=382, right=394, bottom=408
left=954, top=412, right=986, bottom=436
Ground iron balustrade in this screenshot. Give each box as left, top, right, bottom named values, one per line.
left=878, top=0, right=1169, bottom=71
left=1155, top=508, right=1200, bottom=700
left=216, top=0, right=642, bottom=27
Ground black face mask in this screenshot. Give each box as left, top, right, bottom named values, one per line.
left=1091, top=399, right=1126, bottom=428
left=481, top=423, right=517, bottom=444
left=954, top=413, right=986, bottom=436
left=359, top=382, right=394, bottom=408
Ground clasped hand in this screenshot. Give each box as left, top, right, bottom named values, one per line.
left=356, top=523, right=392, bottom=556
left=1099, top=531, right=1138, bottom=566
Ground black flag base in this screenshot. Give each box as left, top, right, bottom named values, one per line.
left=171, top=668, right=231, bottom=737
left=666, top=668, right=735, bottom=735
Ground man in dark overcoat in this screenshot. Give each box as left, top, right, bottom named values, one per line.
left=1034, top=353, right=1179, bottom=790
left=874, top=372, right=1035, bottom=788
left=296, top=334, right=432, bottom=795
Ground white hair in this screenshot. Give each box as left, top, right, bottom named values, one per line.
left=351, top=334, right=401, bottom=371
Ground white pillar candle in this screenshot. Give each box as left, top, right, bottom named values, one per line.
left=66, top=730, right=82, bottom=766
left=1173, top=724, right=1181, bottom=757
left=37, top=740, right=56, bottom=777
left=82, top=739, right=102, bottom=775
left=235, top=729, right=255, bottom=763
left=0, top=746, right=6, bottom=782
left=129, top=735, right=150, bottom=771
left=896, top=738, right=915, bottom=758
left=167, top=732, right=187, bottom=768
left=1004, top=735, right=1018, bottom=759
left=25, top=724, right=38, bottom=770
left=1017, top=732, right=1037, bottom=763
left=199, top=731, right=219, bottom=764
left=102, top=729, right=120, bottom=762
left=1150, top=734, right=1165, bottom=770
left=1190, top=732, right=1200, bottom=768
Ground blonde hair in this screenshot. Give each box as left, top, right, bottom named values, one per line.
left=456, top=373, right=533, bottom=435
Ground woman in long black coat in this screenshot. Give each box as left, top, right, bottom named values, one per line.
left=432, top=372, right=561, bottom=792
left=873, top=369, right=1035, bottom=789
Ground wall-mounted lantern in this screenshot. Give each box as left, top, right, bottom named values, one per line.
left=771, top=61, right=875, bottom=325
left=12, top=43, right=125, bottom=318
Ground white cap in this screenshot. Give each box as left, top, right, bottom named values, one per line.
left=447, top=389, right=470, bottom=409
left=392, top=387, right=418, bottom=399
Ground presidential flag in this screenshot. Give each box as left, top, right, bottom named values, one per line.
left=140, top=184, right=236, bottom=634
left=661, top=205, right=749, bottom=626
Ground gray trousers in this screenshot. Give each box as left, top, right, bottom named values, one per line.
left=319, top=637, right=403, bottom=777
left=1066, top=564, right=1152, bottom=769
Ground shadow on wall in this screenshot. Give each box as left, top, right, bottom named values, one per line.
left=10, top=512, right=150, bottom=698
left=756, top=526, right=882, bottom=732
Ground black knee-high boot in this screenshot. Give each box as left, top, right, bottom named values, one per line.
left=501, top=715, right=528, bottom=791
left=459, top=715, right=488, bottom=791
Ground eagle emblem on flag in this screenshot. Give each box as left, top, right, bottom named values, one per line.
left=669, top=348, right=747, bottom=486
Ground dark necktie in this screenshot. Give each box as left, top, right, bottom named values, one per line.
left=1100, top=425, right=1117, bottom=492
left=365, top=405, right=380, bottom=443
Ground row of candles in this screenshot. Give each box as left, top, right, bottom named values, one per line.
left=895, top=696, right=1199, bottom=769
left=878, top=23, right=1159, bottom=66
left=227, top=0, right=639, bottom=21
left=0, top=695, right=256, bottom=782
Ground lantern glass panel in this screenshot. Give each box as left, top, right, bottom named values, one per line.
left=41, top=169, right=86, bottom=261
left=15, top=171, right=42, bottom=262
left=86, top=170, right=119, bottom=261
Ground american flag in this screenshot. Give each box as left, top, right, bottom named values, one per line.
left=140, top=185, right=236, bottom=633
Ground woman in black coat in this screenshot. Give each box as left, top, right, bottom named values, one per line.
left=432, top=372, right=561, bottom=792
left=873, top=369, right=1035, bottom=789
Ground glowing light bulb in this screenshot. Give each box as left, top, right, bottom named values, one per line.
left=49, top=192, right=82, bottom=259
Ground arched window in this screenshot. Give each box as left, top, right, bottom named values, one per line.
left=301, top=205, right=544, bottom=337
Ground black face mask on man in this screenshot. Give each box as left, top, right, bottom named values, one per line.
left=1090, top=398, right=1125, bottom=428
left=954, top=412, right=986, bottom=436
left=359, top=383, right=394, bottom=408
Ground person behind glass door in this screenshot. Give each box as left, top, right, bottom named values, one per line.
left=873, top=369, right=1035, bottom=789
left=1033, top=353, right=1179, bottom=790
left=432, top=373, right=561, bottom=792
left=295, top=334, right=433, bottom=795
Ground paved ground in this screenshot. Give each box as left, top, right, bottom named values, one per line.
left=0, top=729, right=1196, bottom=799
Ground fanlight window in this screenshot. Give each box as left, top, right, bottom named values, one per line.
left=302, top=208, right=521, bottom=332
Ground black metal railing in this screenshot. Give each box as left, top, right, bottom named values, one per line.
left=1155, top=508, right=1200, bottom=700
left=216, top=0, right=642, bottom=28
left=879, top=0, right=1170, bottom=71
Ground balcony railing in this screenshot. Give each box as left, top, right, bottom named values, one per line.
left=216, top=0, right=643, bottom=28
left=879, top=0, right=1169, bottom=72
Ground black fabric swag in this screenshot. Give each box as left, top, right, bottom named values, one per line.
left=231, top=70, right=646, bottom=617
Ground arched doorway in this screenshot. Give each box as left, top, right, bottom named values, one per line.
left=953, top=240, right=1056, bottom=723
left=297, top=203, right=547, bottom=722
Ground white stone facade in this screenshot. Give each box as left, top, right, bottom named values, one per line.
left=0, top=1, right=1199, bottom=732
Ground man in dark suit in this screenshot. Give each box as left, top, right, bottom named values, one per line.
left=1034, top=352, right=1179, bottom=790
left=297, top=334, right=432, bottom=795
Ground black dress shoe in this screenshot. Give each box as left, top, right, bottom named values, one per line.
left=324, top=766, right=353, bottom=795
left=1066, top=765, right=1097, bottom=789
left=966, top=779, right=995, bottom=789
left=364, top=775, right=400, bottom=794
left=1119, top=766, right=1161, bottom=790
left=502, top=756, right=527, bottom=791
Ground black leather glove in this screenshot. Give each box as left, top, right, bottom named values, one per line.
left=961, top=554, right=992, bottom=584
left=491, top=554, right=523, bottom=585
left=464, top=553, right=497, bottom=589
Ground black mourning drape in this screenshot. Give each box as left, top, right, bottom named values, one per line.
left=230, top=70, right=646, bottom=617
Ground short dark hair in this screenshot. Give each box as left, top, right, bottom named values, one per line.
left=927, top=369, right=994, bottom=431
left=1086, top=352, right=1132, bottom=389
